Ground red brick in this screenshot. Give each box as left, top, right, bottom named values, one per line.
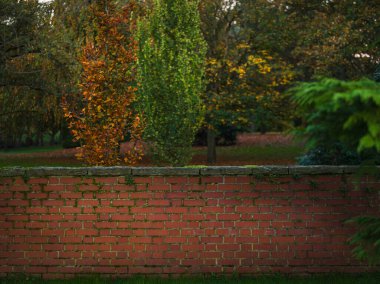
left=134, top=177, right=152, bottom=184
left=237, top=206, right=259, bottom=213
left=218, top=214, right=240, bottom=221
left=76, top=214, right=97, bottom=221
left=47, top=177, right=59, bottom=184
left=10, top=185, right=29, bottom=192
left=113, top=184, right=135, bottom=191
left=95, top=177, right=118, bottom=184
left=95, top=207, right=117, bottom=213
left=78, top=199, right=99, bottom=207
left=166, top=177, right=188, bottom=184
left=148, top=184, right=170, bottom=191
left=78, top=185, right=99, bottom=191
left=235, top=176, right=251, bottom=184
left=76, top=229, right=98, bottom=236
left=149, top=200, right=170, bottom=206
left=41, top=229, right=64, bottom=236
left=152, top=177, right=165, bottom=184
left=60, top=207, right=81, bottom=214
left=145, top=214, right=168, bottom=221
left=7, top=199, right=28, bottom=207
left=200, top=207, right=223, bottom=214
left=218, top=184, right=240, bottom=191
left=112, top=214, right=133, bottom=221
left=59, top=177, right=82, bottom=184
left=112, top=200, right=134, bottom=207
left=26, top=207, right=47, bottom=214
left=129, top=192, right=152, bottom=199
left=129, top=237, right=152, bottom=243
left=93, top=236, right=118, bottom=243
left=182, top=214, right=203, bottom=221
left=129, top=267, right=162, bottom=274
left=43, top=200, right=64, bottom=207
left=0, top=192, right=12, bottom=199
left=60, top=222, right=83, bottom=228
left=44, top=185, right=65, bottom=192
left=201, top=177, right=223, bottom=184
left=60, top=236, right=82, bottom=243
left=131, top=207, right=165, bottom=214
left=130, top=222, right=161, bottom=229
left=184, top=200, right=204, bottom=207
left=254, top=213, right=276, bottom=221
left=28, top=192, right=48, bottom=199
left=164, top=192, right=186, bottom=199
left=165, top=207, right=188, bottom=214
left=28, top=178, right=49, bottom=184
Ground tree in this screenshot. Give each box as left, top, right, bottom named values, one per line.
left=138, top=0, right=207, bottom=166
left=0, top=0, right=64, bottom=148
left=235, top=0, right=380, bottom=84
left=199, top=0, right=295, bottom=163
left=199, top=0, right=239, bottom=163
left=63, top=0, right=143, bottom=166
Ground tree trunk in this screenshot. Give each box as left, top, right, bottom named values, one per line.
left=50, top=130, right=56, bottom=145
left=207, top=129, right=216, bottom=164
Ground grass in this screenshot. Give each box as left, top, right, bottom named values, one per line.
left=1, top=274, right=379, bottom=284
left=194, top=145, right=303, bottom=161
left=0, top=145, right=63, bottom=154
left=0, top=144, right=304, bottom=168
left=191, top=145, right=303, bottom=166
left=0, top=157, right=83, bottom=168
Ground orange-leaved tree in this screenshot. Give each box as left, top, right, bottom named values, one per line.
left=62, top=0, right=143, bottom=166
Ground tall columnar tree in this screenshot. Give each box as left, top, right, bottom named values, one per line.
left=138, top=0, right=207, bottom=166
left=63, top=0, right=143, bottom=166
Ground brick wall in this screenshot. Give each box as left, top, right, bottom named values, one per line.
left=0, top=166, right=379, bottom=278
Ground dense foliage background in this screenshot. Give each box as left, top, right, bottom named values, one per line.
left=1, top=0, right=379, bottom=163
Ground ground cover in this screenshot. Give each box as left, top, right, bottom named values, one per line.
left=0, top=133, right=303, bottom=168
left=1, top=274, right=380, bottom=284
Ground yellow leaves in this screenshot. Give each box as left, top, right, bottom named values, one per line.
left=230, top=66, right=247, bottom=79
left=207, top=58, right=218, bottom=65
left=258, top=65, right=271, bottom=74
left=203, top=46, right=296, bottom=129
left=248, top=55, right=265, bottom=65
left=237, top=43, right=250, bottom=49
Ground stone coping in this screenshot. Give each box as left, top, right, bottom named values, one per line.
left=0, top=166, right=379, bottom=177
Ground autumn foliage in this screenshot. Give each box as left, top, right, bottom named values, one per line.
left=62, top=0, right=143, bottom=166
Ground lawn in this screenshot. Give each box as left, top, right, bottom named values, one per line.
left=1, top=274, right=379, bottom=284
left=0, top=145, right=304, bottom=168
left=192, top=145, right=303, bottom=165
left=0, top=145, right=63, bottom=155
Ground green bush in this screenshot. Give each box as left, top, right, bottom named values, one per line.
left=297, top=143, right=361, bottom=165
left=291, top=78, right=380, bottom=164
